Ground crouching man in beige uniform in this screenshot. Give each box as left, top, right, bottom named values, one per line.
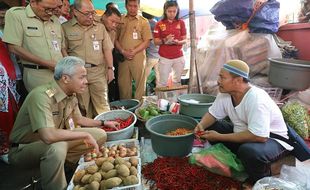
left=8, top=56, right=119, bottom=190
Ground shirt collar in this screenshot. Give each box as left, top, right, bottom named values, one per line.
left=125, top=14, right=140, bottom=20
left=50, top=80, right=69, bottom=103
left=26, top=4, right=53, bottom=22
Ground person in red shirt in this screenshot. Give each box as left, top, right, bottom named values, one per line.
left=153, top=1, right=187, bottom=87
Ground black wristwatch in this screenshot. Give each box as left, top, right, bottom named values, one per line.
left=100, top=120, right=105, bottom=126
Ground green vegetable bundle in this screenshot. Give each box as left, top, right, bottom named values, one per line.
left=281, top=101, right=310, bottom=139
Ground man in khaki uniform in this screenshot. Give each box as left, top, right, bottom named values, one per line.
left=101, top=6, right=121, bottom=44
left=9, top=56, right=119, bottom=190
left=62, top=0, right=114, bottom=118
left=3, top=0, right=64, bottom=92
left=115, top=0, right=152, bottom=100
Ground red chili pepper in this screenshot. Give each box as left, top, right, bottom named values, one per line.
left=142, top=157, right=241, bottom=190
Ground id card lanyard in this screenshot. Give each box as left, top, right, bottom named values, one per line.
left=51, top=30, right=60, bottom=51
left=92, top=25, right=100, bottom=51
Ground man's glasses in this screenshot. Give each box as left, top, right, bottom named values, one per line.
left=75, top=8, right=96, bottom=17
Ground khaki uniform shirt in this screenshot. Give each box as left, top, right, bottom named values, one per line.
left=10, top=80, right=82, bottom=143
left=117, top=14, right=152, bottom=50
left=108, top=30, right=116, bottom=44
left=2, top=5, right=64, bottom=66
left=62, top=17, right=113, bottom=65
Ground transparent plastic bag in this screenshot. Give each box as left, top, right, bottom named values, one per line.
left=253, top=177, right=304, bottom=190
left=279, top=165, right=309, bottom=190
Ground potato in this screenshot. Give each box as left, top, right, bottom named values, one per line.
left=86, top=165, right=99, bottom=174
left=103, top=169, right=117, bottom=179
left=101, top=161, right=114, bottom=172
left=114, top=157, right=125, bottom=165
left=86, top=181, right=100, bottom=190
left=123, top=175, right=139, bottom=186
left=124, top=161, right=131, bottom=168
left=73, top=169, right=86, bottom=184
left=129, top=157, right=138, bottom=167
left=117, top=164, right=130, bottom=177
left=99, top=170, right=106, bottom=178
left=100, top=177, right=122, bottom=189
left=81, top=174, right=92, bottom=184
left=88, top=172, right=102, bottom=183
left=73, top=185, right=81, bottom=190
left=95, top=157, right=106, bottom=167
left=129, top=166, right=138, bottom=176
left=106, top=157, right=115, bottom=164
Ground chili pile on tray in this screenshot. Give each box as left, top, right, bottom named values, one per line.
left=165, top=128, right=192, bottom=136
left=142, top=157, right=241, bottom=190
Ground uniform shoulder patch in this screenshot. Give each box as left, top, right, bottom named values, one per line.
left=45, top=88, right=57, bottom=98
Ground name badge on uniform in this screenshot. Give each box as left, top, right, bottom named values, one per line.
left=68, top=118, right=75, bottom=130
left=52, top=40, right=60, bottom=51
left=133, top=30, right=138, bottom=40
left=93, top=41, right=100, bottom=51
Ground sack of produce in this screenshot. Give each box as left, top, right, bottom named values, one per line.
left=281, top=101, right=310, bottom=139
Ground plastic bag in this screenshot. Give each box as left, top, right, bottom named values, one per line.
left=253, top=177, right=304, bottom=190
left=281, top=101, right=309, bottom=139
left=279, top=165, right=308, bottom=190
left=210, top=0, right=280, bottom=33
left=189, top=143, right=248, bottom=181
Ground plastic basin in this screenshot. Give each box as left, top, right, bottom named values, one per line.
left=178, top=94, right=216, bottom=118
left=145, top=114, right=198, bottom=157
left=94, top=110, right=137, bottom=141
left=109, top=99, right=140, bottom=112
left=268, top=58, right=310, bottom=90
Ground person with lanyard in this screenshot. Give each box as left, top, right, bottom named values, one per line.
left=153, top=0, right=187, bottom=87
left=62, top=0, right=114, bottom=118
left=9, top=56, right=119, bottom=190
left=194, top=60, right=293, bottom=188
left=115, top=0, right=152, bottom=100
left=101, top=6, right=122, bottom=101
left=3, top=0, right=65, bottom=92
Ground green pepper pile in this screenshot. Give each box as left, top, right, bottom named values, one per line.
left=138, top=105, right=162, bottom=120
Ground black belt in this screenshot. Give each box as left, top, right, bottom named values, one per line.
left=23, top=64, right=49, bottom=70
left=84, top=63, right=97, bottom=68
left=10, top=143, right=19, bottom=148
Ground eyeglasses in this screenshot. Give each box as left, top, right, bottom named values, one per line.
left=43, top=7, right=57, bottom=14
left=75, top=8, right=96, bottom=17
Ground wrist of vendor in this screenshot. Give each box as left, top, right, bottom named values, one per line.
left=198, top=122, right=205, bottom=130
left=100, top=120, right=106, bottom=126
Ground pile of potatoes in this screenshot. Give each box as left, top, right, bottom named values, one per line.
left=84, top=143, right=139, bottom=162
left=73, top=157, right=139, bottom=190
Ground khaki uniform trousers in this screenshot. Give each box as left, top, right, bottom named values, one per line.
left=118, top=52, right=146, bottom=100
left=23, top=68, right=54, bottom=92
left=8, top=128, right=106, bottom=190
left=77, top=64, right=110, bottom=118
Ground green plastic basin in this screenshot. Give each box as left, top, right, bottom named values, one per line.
left=109, top=99, right=140, bottom=112
left=145, top=114, right=198, bottom=157
left=178, top=94, right=216, bottom=118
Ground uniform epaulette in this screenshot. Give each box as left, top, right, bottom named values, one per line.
left=45, top=88, right=57, bottom=98
left=9, top=7, right=25, bottom=11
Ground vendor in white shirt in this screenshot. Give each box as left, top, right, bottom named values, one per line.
left=195, top=59, right=291, bottom=186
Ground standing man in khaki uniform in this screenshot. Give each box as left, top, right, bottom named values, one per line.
left=101, top=6, right=121, bottom=44
left=9, top=56, right=119, bottom=190
left=115, top=0, right=152, bottom=100
left=3, top=0, right=64, bottom=92
left=62, top=0, right=114, bottom=118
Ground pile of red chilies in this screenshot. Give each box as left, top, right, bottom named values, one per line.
left=102, top=115, right=134, bottom=131
left=142, top=157, right=241, bottom=190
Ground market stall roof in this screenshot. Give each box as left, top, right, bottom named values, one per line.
left=70, top=0, right=217, bottom=18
